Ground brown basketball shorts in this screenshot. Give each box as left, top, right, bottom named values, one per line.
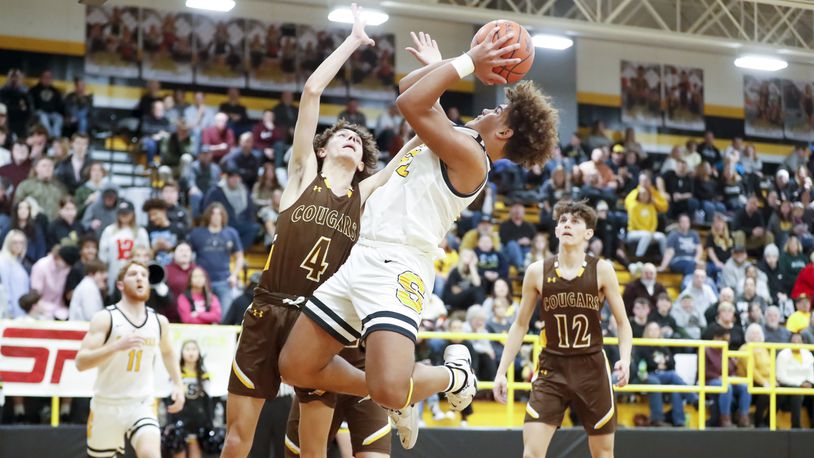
left=227, top=299, right=301, bottom=399
left=284, top=394, right=391, bottom=457
left=524, top=350, right=616, bottom=435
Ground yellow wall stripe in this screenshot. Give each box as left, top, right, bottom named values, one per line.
left=0, top=35, right=84, bottom=56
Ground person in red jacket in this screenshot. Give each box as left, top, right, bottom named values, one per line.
left=791, top=252, right=814, bottom=308
left=165, top=241, right=196, bottom=301
left=201, top=112, right=235, bottom=162
left=177, top=266, right=221, bottom=324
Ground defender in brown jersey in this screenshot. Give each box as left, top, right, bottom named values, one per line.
left=493, top=200, right=633, bottom=458
left=221, top=5, right=410, bottom=457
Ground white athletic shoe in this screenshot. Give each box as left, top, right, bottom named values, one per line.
left=443, top=344, right=478, bottom=411
left=388, top=404, right=420, bottom=449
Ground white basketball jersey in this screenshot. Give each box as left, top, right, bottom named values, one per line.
left=361, top=126, right=489, bottom=253
left=93, top=305, right=161, bottom=400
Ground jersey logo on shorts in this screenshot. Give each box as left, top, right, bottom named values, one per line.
left=249, top=307, right=265, bottom=318
left=396, top=271, right=425, bottom=314
left=546, top=276, right=557, bottom=283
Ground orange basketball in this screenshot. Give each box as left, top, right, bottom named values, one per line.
left=470, top=20, right=534, bottom=84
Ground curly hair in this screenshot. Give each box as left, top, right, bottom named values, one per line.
left=504, top=81, right=560, bottom=167
left=553, top=199, right=597, bottom=231
left=313, top=120, right=379, bottom=183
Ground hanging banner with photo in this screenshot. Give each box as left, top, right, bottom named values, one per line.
left=620, top=60, right=662, bottom=127
left=781, top=79, right=814, bottom=142
left=663, top=65, right=705, bottom=131
left=348, top=31, right=397, bottom=101
left=246, top=21, right=299, bottom=92
left=140, top=9, right=194, bottom=83
left=194, top=15, right=246, bottom=87
left=298, top=26, right=349, bottom=97
left=85, top=6, right=140, bottom=78
left=744, top=75, right=784, bottom=139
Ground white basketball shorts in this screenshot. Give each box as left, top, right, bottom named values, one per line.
left=87, top=397, right=159, bottom=458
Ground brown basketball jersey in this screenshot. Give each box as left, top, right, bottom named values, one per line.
left=539, top=254, right=604, bottom=356
left=257, top=174, right=361, bottom=298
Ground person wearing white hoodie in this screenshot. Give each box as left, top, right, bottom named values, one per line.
left=98, top=201, right=149, bottom=294
left=775, top=333, right=814, bottom=428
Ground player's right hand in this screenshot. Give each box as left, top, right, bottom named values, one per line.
left=349, top=3, right=375, bottom=47
left=493, top=373, right=509, bottom=404
left=406, top=31, right=442, bottom=65
left=467, top=27, right=521, bottom=85
left=115, top=333, right=145, bottom=352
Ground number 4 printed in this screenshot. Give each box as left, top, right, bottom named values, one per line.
left=301, top=236, right=332, bottom=282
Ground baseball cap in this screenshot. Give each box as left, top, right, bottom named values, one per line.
left=116, top=200, right=135, bottom=214
left=612, top=144, right=625, bottom=153
left=596, top=201, right=609, bottom=211
left=57, top=245, right=80, bottom=265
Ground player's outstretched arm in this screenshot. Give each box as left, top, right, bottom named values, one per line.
left=493, top=261, right=543, bottom=404
left=158, top=314, right=185, bottom=413
left=359, top=134, right=422, bottom=203
left=280, top=3, right=374, bottom=211
left=598, top=259, right=632, bottom=387
left=76, top=311, right=143, bottom=371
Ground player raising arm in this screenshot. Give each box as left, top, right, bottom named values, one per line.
left=493, top=200, right=632, bottom=458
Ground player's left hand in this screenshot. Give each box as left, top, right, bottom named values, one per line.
left=349, top=3, right=375, bottom=47
left=167, top=384, right=185, bottom=414
left=613, top=360, right=630, bottom=388
left=406, top=31, right=442, bottom=65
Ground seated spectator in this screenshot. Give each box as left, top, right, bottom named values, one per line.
left=630, top=297, right=651, bottom=338
left=177, top=266, right=222, bottom=325
left=475, top=234, right=508, bottom=293
left=705, top=326, right=751, bottom=427
left=140, top=100, right=173, bottom=165
left=202, top=168, right=260, bottom=251
left=187, top=203, right=244, bottom=314
left=74, top=161, right=107, bottom=216
left=775, top=333, right=814, bottom=429
left=2, top=200, right=46, bottom=268
left=622, top=262, right=667, bottom=315
left=64, top=234, right=99, bottom=304
left=202, top=112, right=236, bottom=162
left=162, top=119, right=194, bottom=168
left=68, top=259, right=107, bottom=321
left=767, top=200, right=793, bottom=249
left=721, top=245, right=750, bottom=291
left=706, top=212, right=732, bottom=282
left=499, top=202, right=536, bottom=270
left=98, top=201, right=150, bottom=294
left=540, top=165, right=575, bottom=224
left=14, top=156, right=67, bottom=221
left=658, top=214, right=702, bottom=277
left=783, top=235, right=808, bottom=288
left=1, top=70, right=34, bottom=139
left=161, top=181, right=191, bottom=231
left=562, top=132, right=587, bottom=163
left=30, top=70, right=64, bottom=138
left=219, top=87, right=249, bottom=136
left=524, top=233, right=552, bottom=268
left=585, top=120, right=612, bottom=152
left=703, top=286, right=735, bottom=323
left=81, top=182, right=121, bottom=236
left=681, top=139, right=702, bottom=172
left=733, top=195, right=773, bottom=257
left=135, top=80, right=163, bottom=119
left=649, top=293, right=678, bottom=338
left=337, top=98, right=367, bottom=127
left=441, top=249, right=484, bottom=312
left=704, top=301, right=745, bottom=350
left=252, top=109, right=285, bottom=164
left=482, top=277, right=517, bottom=319
left=591, top=200, right=629, bottom=268
left=786, top=295, right=811, bottom=334
left=745, top=303, right=764, bottom=327
left=740, top=265, right=771, bottom=303
left=184, top=149, right=222, bottom=218
left=221, top=132, right=262, bottom=190
left=166, top=241, right=196, bottom=304
left=252, top=162, right=283, bottom=247
left=800, top=313, right=814, bottom=344
left=30, top=244, right=79, bottom=320
left=0, top=127, right=9, bottom=166
left=624, top=183, right=668, bottom=258
left=664, top=159, right=699, bottom=219
left=738, top=324, right=771, bottom=427
left=143, top=198, right=186, bottom=266
left=271, top=91, right=298, bottom=157
left=578, top=148, right=618, bottom=191
left=374, top=103, right=402, bottom=153
left=790, top=201, right=814, bottom=251
left=659, top=145, right=682, bottom=175
left=54, top=133, right=91, bottom=194
left=636, top=322, right=697, bottom=427
left=764, top=306, right=792, bottom=343
left=679, top=268, right=718, bottom=316
left=465, top=305, right=496, bottom=383
left=0, top=229, right=31, bottom=318
left=694, top=162, right=726, bottom=222
left=736, top=277, right=768, bottom=321
left=0, top=141, right=32, bottom=191
left=63, top=76, right=93, bottom=135
left=47, top=196, right=83, bottom=250
left=460, top=215, right=500, bottom=252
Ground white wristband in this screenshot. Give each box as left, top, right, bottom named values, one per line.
left=450, top=53, right=475, bottom=79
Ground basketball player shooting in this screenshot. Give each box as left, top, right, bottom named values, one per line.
left=493, top=200, right=633, bottom=458
left=279, top=25, right=560, bottom=449
left=76, top=261, right=185, bottom=458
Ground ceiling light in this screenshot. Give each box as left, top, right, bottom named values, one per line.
left=328, top=7, right=389, bottom=26
left=532, top=34, right=573, bottom=50
left=734, top=55, right=787, bottom=72
left=186, top=0, right=235, bottom=12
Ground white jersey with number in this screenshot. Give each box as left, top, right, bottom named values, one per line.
left=93, top=305, right=161, bottom=400
left=360, top=125, right=489, bottom=253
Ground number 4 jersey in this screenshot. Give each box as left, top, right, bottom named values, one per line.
left=256, top=174, right=361, bottom=299
left=539, top=255, right=604, bottom=356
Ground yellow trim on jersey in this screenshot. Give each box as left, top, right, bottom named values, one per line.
left=593, top=351, right=616, bottom=430
left=525, top=403, right=540, bottom=419
left=284, top=435, right=301, bottom=455
left=232, top=360, right=255, bottom=390
left=263, top=244, right=275, bottom=270
left=361, top=423, right=392, bottom=446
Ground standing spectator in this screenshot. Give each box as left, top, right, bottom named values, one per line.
left=30, top=244, right=79, bottom=320
left=142, top=198, right=186, bottom=266
left=183, top=91, right=214, bottom=151
left=201, top=112, right=235, bottom=162
left=733, top=195, right=774, bottom=256
left=337, top=98, right=367, bottom=127
left=54, top=133, right=91, bottom=194
left=0, top=69, right=34, bottom=137
left=184, top=149, right=222, bottom=217
left=29, top=70, right=64, bottom=138
left=706, top=212, right=733, bottom=281
left=221, top=132, right=262, bottom=190
left=1, top=200, right=47, bottom=268
left=271, top=91, right=298, bottom=146
left=625, top=184, right=668, bottom=258
left=201, top=169, right=260, bottom=251
left=46, top=196, right=83, bottom=250
left=187, top=203, right=244, bottom=314
left=252, top=162, right=283, bottom=247
left=13, top=156, right=66, bottom=221
left=775, top=333, right=814, bottom=429
left=177, top=266, right=222, bottom=325
left=785, top=295, right=811, bottom=334
left=664, top=159, right=699, bottom=219
left=705, top=327, right=751, bottom=427
left=630, top=297, right=652, bottom=338
left=140, top=100, right=173, bottom=165
left=0, top=230, right=31, bottom=318
left=694, top=162, right=726, bottom=222
left=68, top=259, right=107, bottom=321
left=135, top=80, right=163, bottom=119
left=441, top=249, right=484, bottom=312
left=623, top=262, right=667, bottom=315
left=671, top=292, right=707, bottom=339
left=764, top=306, right=792, bottom=343
left=97, top=200, right=149, bottom=293
left=161, top=181, right=191, bottom=231
left=63, top=76, right=93, bottom=135
left=0, top=141, right=32, bottom=192
left=738, top=324, right=772, bottom=427
left=219, top=87, right=249, bottom=136
left=659, top=213, right=702, bottom=277
left=251, top=109, right=284, bottom=164
left=81, top=182, right=120, bottom=236
left=166, top=241, right=197, bottom=303
left=74, top=161, right=107, bottom=216
left=498, top=202, right=536, bottom=270
left=374, top=103, right=402, bottom=152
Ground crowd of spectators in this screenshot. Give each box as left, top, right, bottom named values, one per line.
left=1, top=68, right=814, bottom=429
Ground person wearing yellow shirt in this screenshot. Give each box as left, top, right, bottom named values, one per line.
left=460, top=215, right=501, bottom=251
left=786, top=294, right=812, bottom=334
left=738, top=323, right=772, bottom=427
left=624, top=177, right=669, bottom=257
